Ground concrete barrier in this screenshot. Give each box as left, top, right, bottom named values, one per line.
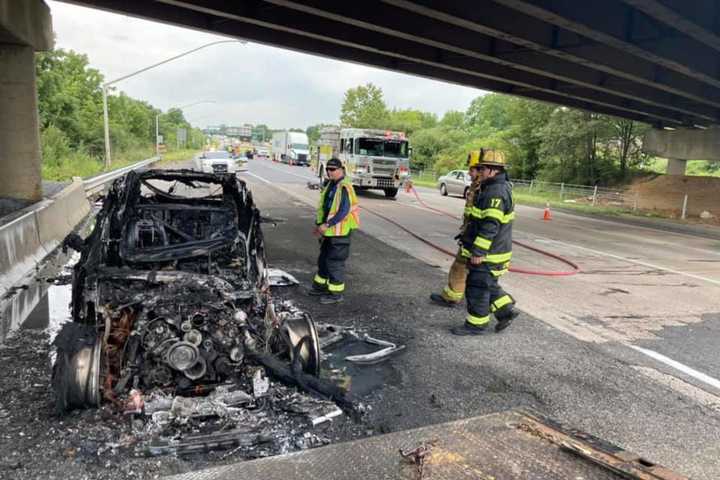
left=36, top=179, right=89, bottom=252
left=0, top=209, right=46, bottom=294
left=0, top=179, right=90, bottom=298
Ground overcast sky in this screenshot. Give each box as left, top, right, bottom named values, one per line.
left=46, top=1, right=484, bottom=130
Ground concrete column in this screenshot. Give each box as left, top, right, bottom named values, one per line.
left=0, top=45, right=43, bottom=202
left=666, top=158, right=687, bottom=176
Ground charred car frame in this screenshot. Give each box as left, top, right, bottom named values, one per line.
left=53, top=169, right=323, bottom=413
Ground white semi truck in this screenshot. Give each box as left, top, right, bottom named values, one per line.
left=272, top=131, right=310, bottom=166
left=314, top=127, right=410, bottom=198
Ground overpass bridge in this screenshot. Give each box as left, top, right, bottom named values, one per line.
left=2, top=0, right=720, bottom=202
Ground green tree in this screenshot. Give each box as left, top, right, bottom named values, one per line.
left=387, top=108, right=437, bottom=135
left=253, top=124, right=271, bottom=142
left=340, top=83, right=389, bottom=128
left=440, top=110, right=466, bottom=129
left=465, top=93, right=514, bottom=133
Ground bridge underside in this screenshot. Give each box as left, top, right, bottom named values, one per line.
left=61, top=0, right=720, bottom=130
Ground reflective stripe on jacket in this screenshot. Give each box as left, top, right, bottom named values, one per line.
left=316, top=177, right=360, bottom=237
left=461, top=178, right=482, bottom=234
left=461, top=172, right=514, bottom=273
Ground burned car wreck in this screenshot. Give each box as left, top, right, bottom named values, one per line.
left=52, top=170, right=351, bottom=453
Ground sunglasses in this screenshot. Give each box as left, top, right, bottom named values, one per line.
left=326, top=167, right=339, bottom=172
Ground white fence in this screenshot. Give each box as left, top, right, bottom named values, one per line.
left=411, top=170, right=700, bottom=220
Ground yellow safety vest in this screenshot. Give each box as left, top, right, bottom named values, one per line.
left=316, top=177, right=360, bottom=237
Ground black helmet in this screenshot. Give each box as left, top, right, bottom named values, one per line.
left=326, top=158, right=343, bottom=169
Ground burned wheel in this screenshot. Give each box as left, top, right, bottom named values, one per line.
left=52, top=324, right=102, bottom=413
left=282, top=315, right=321, bottom=376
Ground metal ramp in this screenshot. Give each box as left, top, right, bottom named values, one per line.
left=168, top=409, right=685, bottom=480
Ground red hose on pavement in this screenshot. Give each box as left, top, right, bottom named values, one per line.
left=360, top=184, right=579, bottom=276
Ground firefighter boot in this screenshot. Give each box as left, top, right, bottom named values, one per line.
left=430, top=293, right=461, bottom=308
left=320, top=294, right=344, bottom=305
left=495, top=309, right=520, bottom=333
left=308, top=284, right=328, bottom=296
left=450, top=322, right=489, bottom=336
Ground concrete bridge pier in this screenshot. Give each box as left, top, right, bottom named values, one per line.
left=0, top=0, right=53, bottom=205
left=643, top=127, right=720, bottom=176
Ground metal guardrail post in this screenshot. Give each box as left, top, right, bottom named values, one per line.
left=560, top=182, right=565, bottom=200
left=529, top=179, right=534, bottom=193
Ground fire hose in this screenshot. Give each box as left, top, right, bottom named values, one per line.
left=358, top=184, right=579, bottom=277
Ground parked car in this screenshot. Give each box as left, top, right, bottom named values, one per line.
left=437, top=169, right=472, bottom=197
left=194, top=151, right=246, bottom=174
left=256, top=147, right=270, bottom=159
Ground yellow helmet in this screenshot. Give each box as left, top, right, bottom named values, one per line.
left=468, top=149, right=508, bottom=168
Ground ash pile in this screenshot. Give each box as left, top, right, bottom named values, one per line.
left=51, top=169, right=357, bottom=458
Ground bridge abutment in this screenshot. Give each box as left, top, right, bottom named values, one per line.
left=0, top=0, right=53, bottom=204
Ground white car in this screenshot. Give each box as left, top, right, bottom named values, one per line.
left=256, top=147, right=269, bottom=159
left=194, top=151, right=246, bottom=174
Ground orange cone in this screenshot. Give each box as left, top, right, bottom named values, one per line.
left=543, top=203, right=552, bottom=221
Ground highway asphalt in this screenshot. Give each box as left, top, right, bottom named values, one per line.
left=239, top=157, right=720, bottom=479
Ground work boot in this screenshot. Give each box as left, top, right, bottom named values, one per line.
left=494, top=310, right=520, bottom=333
left=430, top=293, right=461, bottom=308
left=319, top=294, right=344, bottom=305
left=450, top=322, right=489, bottom=336
left=308, top=284, right=327, bottom=296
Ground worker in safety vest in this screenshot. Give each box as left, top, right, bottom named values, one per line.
left=452, top=149, right=519, bottom=335
left=430, top=151, right=484, bottom=307
left=309, top=158, right=360, bottom=304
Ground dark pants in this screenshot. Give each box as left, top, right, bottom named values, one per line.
left=465, top=265, right=515, bottom=327
left=313, top=235, right=351, bottom=295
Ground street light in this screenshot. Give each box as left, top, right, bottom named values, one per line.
left=102, top=39, right=245, bottom=168
left=155, top=100, right=216, bottom=156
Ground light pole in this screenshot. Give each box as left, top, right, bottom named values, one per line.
left=155, top=100, right=216, bottom=155
left=102, top=39, right=244, bottom=168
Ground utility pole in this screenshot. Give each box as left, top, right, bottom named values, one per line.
left=101, top=40, right=243, bottom=168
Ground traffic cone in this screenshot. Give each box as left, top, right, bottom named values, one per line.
left=543, top=203, right=552, bottom=221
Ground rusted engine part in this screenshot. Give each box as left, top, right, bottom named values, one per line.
left=54, top=277, right=322, bottom=412
left=517, top=409, right=688, bottom=480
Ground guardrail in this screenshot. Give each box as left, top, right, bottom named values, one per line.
left=83, top=156, right=160, bottom=196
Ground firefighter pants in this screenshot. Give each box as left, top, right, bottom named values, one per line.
left=313, top=235, right=351, bottom=295
left=465, top=265, right=515, bottom=327
left=441, top=248, right=468, bottom=303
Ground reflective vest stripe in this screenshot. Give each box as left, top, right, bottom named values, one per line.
left=474, top=235, right=492, bottom=250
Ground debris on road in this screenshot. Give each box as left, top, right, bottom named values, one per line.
left=399, top=439, right=438, bottom=480
left=267, top=268, right=300, bottom=286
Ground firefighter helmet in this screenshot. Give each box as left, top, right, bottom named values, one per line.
left=468, top=149, right=507, bottom=168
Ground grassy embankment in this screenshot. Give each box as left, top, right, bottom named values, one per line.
left=42, top=147, right=200, bottom=180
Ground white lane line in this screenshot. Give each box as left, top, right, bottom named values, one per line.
left=255, top=161, right=318, bottom=182
left=549, top=239, right=720, bottom=287
left=631, top=346, right=720, bottom=392
left=245, top=171, right=273, bottom=185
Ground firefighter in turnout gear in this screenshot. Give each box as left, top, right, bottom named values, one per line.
left=430, top=151, right=484, bottom=307
left=310, top=158, right=360, bottom=304
left=451, top=149, right=519, bottom=335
